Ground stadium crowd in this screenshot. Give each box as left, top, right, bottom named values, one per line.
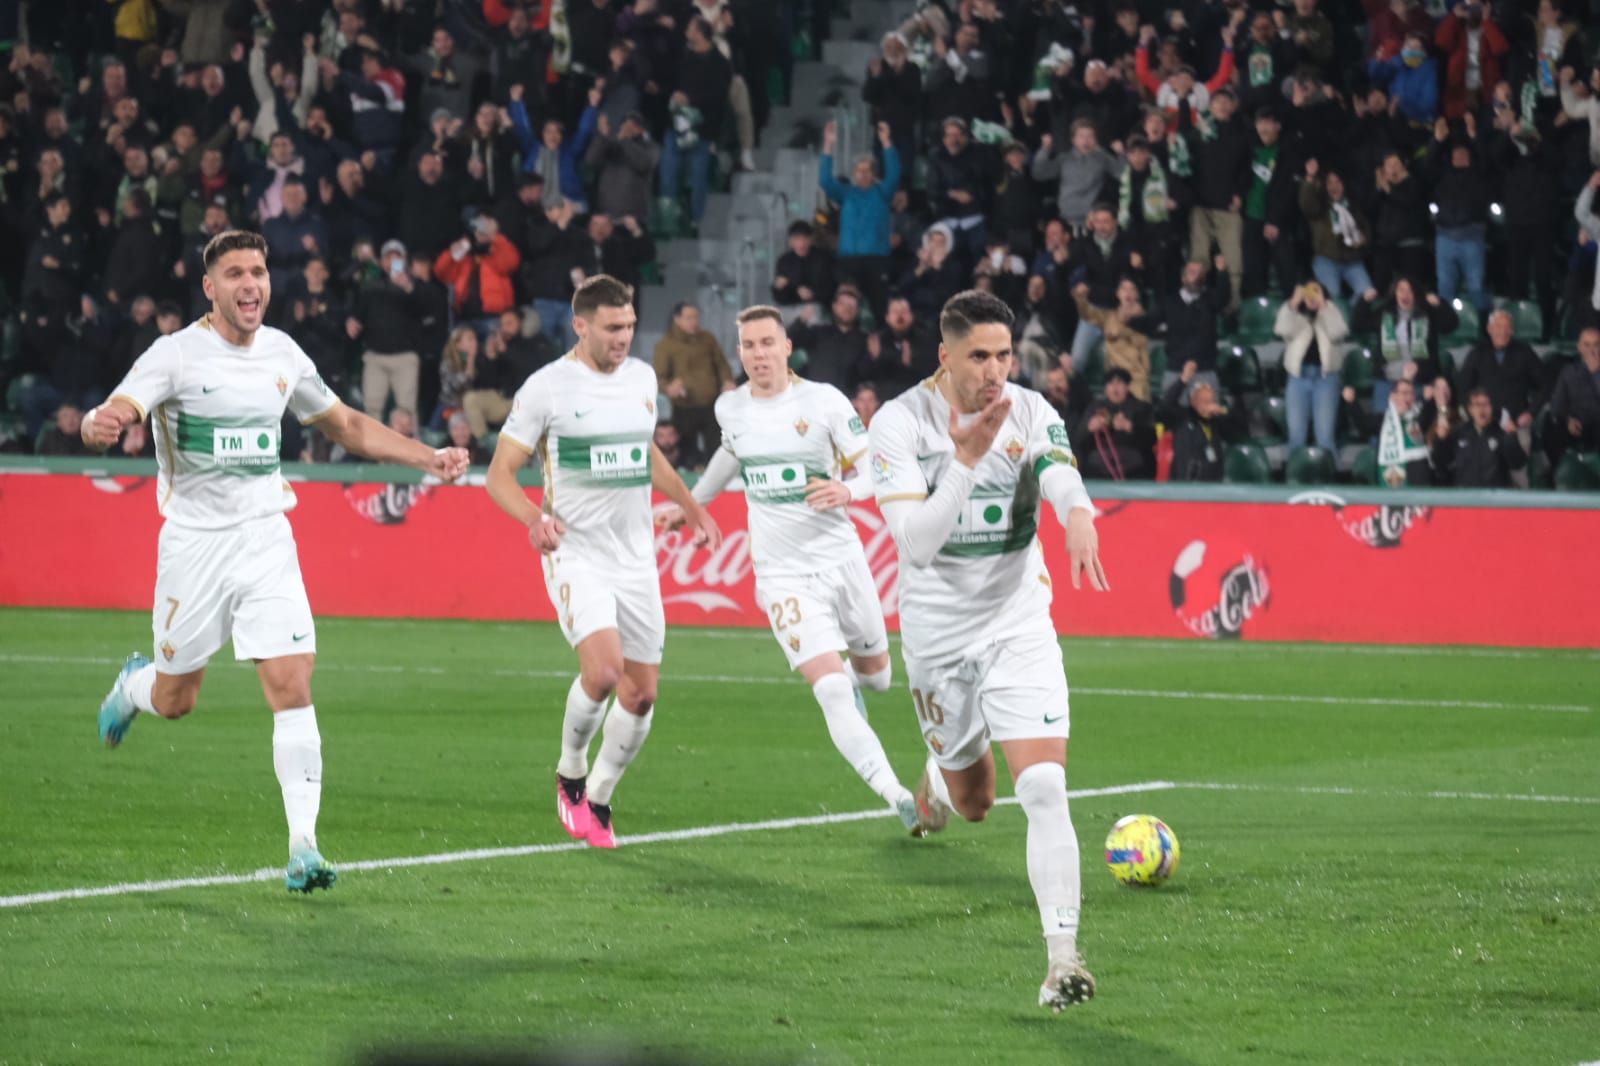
left=3, top=0, right=1600, bottom=489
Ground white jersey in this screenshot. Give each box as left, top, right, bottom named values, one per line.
left=109, top=316, right=339, bottom=531
left=709, top=378, right=870, bottom=577
left=500, top=353, right=659, bottom=567
left=869, top=376, right=1079, bottom=663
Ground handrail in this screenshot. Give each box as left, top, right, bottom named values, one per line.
left=5, top=456, right=1596, bottom=510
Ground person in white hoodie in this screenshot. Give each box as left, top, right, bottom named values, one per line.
left=1274, top=281, right=1348, bottom=453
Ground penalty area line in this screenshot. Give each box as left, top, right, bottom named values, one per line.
left=0, top=780, right=1177, bottom=910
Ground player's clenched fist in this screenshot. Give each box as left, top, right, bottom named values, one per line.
left=81, top=404, right=134, bottom=450
left=428, top=447, right=471, bottom=482
left=528, top=513, right=566, bottom=553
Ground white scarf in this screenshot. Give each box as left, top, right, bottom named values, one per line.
left=1330, top=199, right=1363, bottom=248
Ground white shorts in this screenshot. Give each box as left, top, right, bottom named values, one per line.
left=542, top=552, right=665, bottom=665
left=902, top=628, right=1070, bottom=771
left=756, top=554, right=889, bottom=670
left=152, top=513, right=316, bottom=674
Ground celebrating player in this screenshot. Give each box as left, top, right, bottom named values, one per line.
left=868, top=289, right=1111, bottom=1011
left=86, top=229, right=471, bottom=893
left=486, top=275, right=720, bottom=848
left=662, top=306, right=920, bottom=831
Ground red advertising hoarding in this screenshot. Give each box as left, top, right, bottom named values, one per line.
left=2, top=473, right=1596, bottom=647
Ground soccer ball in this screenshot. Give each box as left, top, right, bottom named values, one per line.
left=1104, top=814, right=1181, bottom=887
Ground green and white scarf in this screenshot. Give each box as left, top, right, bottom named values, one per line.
left=1246, top=45, right=1275, bottom=88
left=1378, top=402, right=1429, bottom=484
left=1118, top=157, right=1170, bottom=228
left=1168, top=133, right=1192, bottom=178
left=1380, top=313, right=1429, bottom=365
left=1520, top=79, right=1539, bottom=126
left=671, top=101, right=704, bottom=148
left=549, top=0, right=571, bottom=74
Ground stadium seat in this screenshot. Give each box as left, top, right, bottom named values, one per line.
left=1528, top=449, right=1554, bottom=490
left=1286, top=446, right=1338, bottom=485
left=1260, top=362, right=1288, bottom=395
left=4, top=372, right=40, bottom=414
left=1351, top=445, right=1380, bottom=485
left=1248, top=393, right=1287, bottom=446
left=1218, top=344, right=1262, bottom=394
left=1444, top=300, right=1480, bottom=345
left=1554, top=451, right=1600, bottom=492
left=1148, top=339, right=1167, bottom=386
left=1493, top=297, right=1543, bottom=340
left=1340, top=346, right=1378, bottom=394
left=1223, top=442, right=1272, bottom=483
left=1234, top=296, right=1277, bottom=343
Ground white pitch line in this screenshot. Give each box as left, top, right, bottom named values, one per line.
left=1, top=654, right=1589, bottom=713
left=1176, top=781, right=1600, bottom=806
left=0, top=781, right=1175, bottom=910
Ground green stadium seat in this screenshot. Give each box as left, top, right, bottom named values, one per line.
left=1248, top=393, right=1287, bottom=445
left=1340, top=346, right=1378, bottom=394
left=1527, top=449, right=1554, bottom=490
left=1493, top=297, right=1543, bottom=341
left=1554, top=451, right=1600, bottom=492
left=1148, top=339, right=1167, bottom=386
left=1261, top=362, right=1288, bottom=395
left=4, top=372, right=41, bottom=414
left=1351, top=445, right=1380, bottom=485
left=1286, top=446, right=1338, bottom=485
left=1223, top=442, right=1272, bottom=483
left=1235, top=296, right=1277, bottom=343
left=1444, top=300, right=1479, bottom=345
left=1218, top=344, right=1262, bottom=394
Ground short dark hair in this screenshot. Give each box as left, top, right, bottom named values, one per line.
left=787, top=220, right=814, bottom=238
left=1105, top=367, right=1133, bottom=385
left=736, top=305, right=784, bottom=329
left=156, top=300, right=183, bottom=319
left=202, top=229, right=269, bottom=272
left=572, top=274, right=634, bottom=317
left=1468, top=387, right=1492, bottom=403
left=940, top=289, right=1015, bottom=341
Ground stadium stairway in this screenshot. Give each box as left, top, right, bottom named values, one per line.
left=636, top=0, right=917, bottom=364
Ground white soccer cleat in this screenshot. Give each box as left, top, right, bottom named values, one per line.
left=1038, top=953, right=1096, bottom=1013
left=911, top=761, right=951, bottom=836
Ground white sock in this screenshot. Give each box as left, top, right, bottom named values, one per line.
left=587, top=705, right=654, bottom=805
left=272, top=706, right=322, bottom=855
left=814, top=674, right=906, bottom=805
left=925, top=753, right=955, bottom=810
left=556, top=676, right=609, bottom=780
left=127, top=664, right=159, bottom=714
left=1015, top=762, right=1081, bottom=959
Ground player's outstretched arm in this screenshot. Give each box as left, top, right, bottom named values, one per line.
left=81, top=398, right=143, bottom=450
left=315, top=402, right=470, bottom=481
left=1039, top=464, right=1110, bottom=591
left=651, top=444, right=721, bottom=551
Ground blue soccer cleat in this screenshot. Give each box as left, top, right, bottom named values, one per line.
left=98, top=653, right=149, bottom=748
left=286, top=848, right=338, bottom=894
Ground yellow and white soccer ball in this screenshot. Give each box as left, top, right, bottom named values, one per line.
left=1104, top=814, right=1181, bottom=887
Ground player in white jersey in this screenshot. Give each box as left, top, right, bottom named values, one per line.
left=84, top=230, right=470, bottom=892
left=661, top=306, right=920, bottom=831
left=868, top=290, right=1111, bottom=1011
left=486, top=275, right=720, bottom=849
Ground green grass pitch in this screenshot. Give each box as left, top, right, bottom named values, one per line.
left=2, top=608, right=1597, bottom=1065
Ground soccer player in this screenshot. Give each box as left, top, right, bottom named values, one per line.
left=868, top=289, right=1111, bottom=1011
left=485, top=275, right=720, bottom=848
left=663, top=306, right=920, bottom=831
left=84, top=229, right=471, bottom=893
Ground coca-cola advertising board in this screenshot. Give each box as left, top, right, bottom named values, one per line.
left=2, top=474, right=1597, bottom=648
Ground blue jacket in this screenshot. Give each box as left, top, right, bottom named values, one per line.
left=1366, top=56, right=1439, bottom=125
left=510, top=100, right=598, bottom=207
left=819, top=147, right=900, bottom=259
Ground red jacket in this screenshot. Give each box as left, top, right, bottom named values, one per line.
left=433, top=233, right=522, bottom=316
left=1434, top=14, right=1507, bottom=118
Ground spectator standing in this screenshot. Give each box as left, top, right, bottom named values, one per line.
left=585, top=110, right=659, bottom=223
left=1370, top=151, right=1430, bottom=293
left=1434, top=5, right=1507, bottom=120
left=1240, top=108, right=1299, bottom=300
left=1424, top=117, right=1490, bottom=314
left=1160, top=364, right=1246, bottom=481
left=771, top=221, right=836, bottom=323
left=1274, top=281, right=1349, bottom=453
left=653, top=302, right=735, bottom=467
left=1072, top=279, right=1157, bottom=400
left=1181, top=90, right=1250, bottom=307
left=1455, top=309, right=1547, bottom=467
left=1161, top=257, right=1231, bottom=392
left=1116, top=135, right=1183, bottom=302
left=509, top=82, right=599, bottom=211
left=351, top=239, right=429, bottom=420
left=658, top=17, right=732, bottom=225
left=818, top=119, right=899, bottom=318
left=1300, top=160, right=1375, bottom=300
left=1065, top=204, right=1143, bottom=375
left=432, top=213, right=522, bottom=334
left=926, top=117, right=992, bottom=258
left=788, top=286, right=869, bottom=394
left=862, top=32, right=920, bottom=168
left=1351, top=277, right=1458, bottom=393
left=1343, top=377, right=1436, bottom=485
left=1367, top=32, right=1440, bottom=125
left=1032, top=119, right=1119, bottom=235
left=433, top=325, right=477, bottom=430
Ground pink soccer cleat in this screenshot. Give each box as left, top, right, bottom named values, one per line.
left=557, top=775, right=592, bottom=840
left=585, top=801, right=617, bottom=849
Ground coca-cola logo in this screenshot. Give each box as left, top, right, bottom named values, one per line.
left=1169, top=538, right=1270, bottom=640
left=345, top=483, right=433, bottom=525
left=653, top=503, right=903, bottom=617
left=1288, top=491, right=1431, bottom=549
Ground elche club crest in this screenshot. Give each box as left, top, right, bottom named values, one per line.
left=1289, top=491, right=1431, bottom=549
left=1169, top=538, right=1270, bottom=640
